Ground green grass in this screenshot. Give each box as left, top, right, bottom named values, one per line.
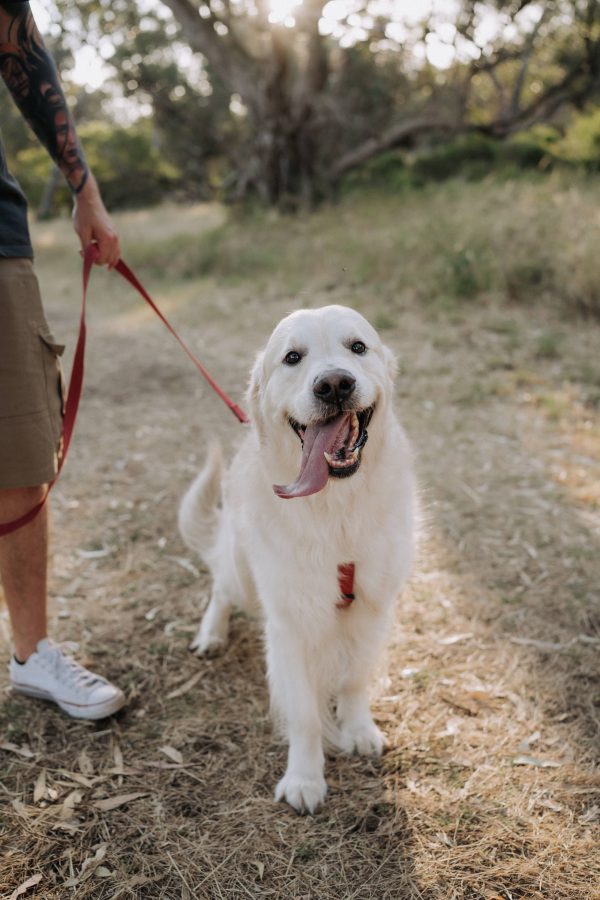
left=536, top=332, right=563, bottom=359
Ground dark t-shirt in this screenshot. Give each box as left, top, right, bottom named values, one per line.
left=0, top=127, right=33, bottom=258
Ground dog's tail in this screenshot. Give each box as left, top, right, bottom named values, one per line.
left=178, top=442, right=223, bottom=558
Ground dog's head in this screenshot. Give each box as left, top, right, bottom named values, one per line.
left=248, top=305, right=397, bottom=499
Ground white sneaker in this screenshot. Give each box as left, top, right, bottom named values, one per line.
left=9, top=639, right=125, bottom=720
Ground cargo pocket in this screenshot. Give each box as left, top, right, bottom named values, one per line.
left=39, top=329, right=66, bottom=419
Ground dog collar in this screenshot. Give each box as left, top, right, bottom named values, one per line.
left=337, top=562, right=355, bottom=609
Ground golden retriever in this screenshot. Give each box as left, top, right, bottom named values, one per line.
left=179, top=305, right=416, bottom=813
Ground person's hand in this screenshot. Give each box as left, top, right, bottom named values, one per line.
left=72, top=173, right=120, bottom=268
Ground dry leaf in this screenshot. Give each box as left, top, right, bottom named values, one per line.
left=77, top=546, right=111, bottom=559
left=60, top=843, right=111, bottom=885
left=512, top=755, right=561, bottom=768
left=105, top=765, right=144, bottom=776
left=81, top=844, right=108, bottom=874
left=94, top=866, right=113, bottom=878
left=33, top=770, right=47, bottom=804
left=434, top=831, right=454, bottom=847
left=160, top=745, right=183, bottom=765
left=127, top=875, right=158, bottom=888
left=400, top=667, right=420, bottom=678
left=60, top=789, right=83, bottom=819
left=510, top=636, right=570, bottom=652
left=78, top=749, right=94, bottom=776
left=93, top=792, right=148, bottom=812
left=440, top=691, right=496, bottom=716
left=437, top=632, right=473, bottom=646
left=164, top=555, right=200, bottom=577
left=447, top=756, right=474, bottom=769
left=166, top=671, right=202, bottom=700
left=537, top=798, right=563, bottom=812
left=9, top=873, right=43, bottom=900
left=518, top=730, right=541, bottom=753
left=113, top=743, right=124, bottom=774
left=578, top=634, right=600, bottom=645
left=1, top=741, right=34, bottom=759
left=58, top=769, right=97, bottom=788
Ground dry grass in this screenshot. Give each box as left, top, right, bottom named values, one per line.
left=109, top=174, right=600, bottom=318
left=1, top=188, right=599, bottom=899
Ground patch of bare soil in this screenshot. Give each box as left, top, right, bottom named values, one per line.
left=1, top=212, right=599, bottom=899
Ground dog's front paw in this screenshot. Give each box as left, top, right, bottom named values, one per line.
left=190, top=624, right=226, bottom=657
left=274, top=771, right=327, bottom=814
left=338, top=721, right=386, bottom=757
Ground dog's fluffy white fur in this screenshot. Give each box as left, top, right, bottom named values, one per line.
left=179, top=305, right=416, bottom=813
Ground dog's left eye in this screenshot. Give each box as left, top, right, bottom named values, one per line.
left=350, top=341, right=367, bottom=355
left=284, top=350, right=302, bottom=366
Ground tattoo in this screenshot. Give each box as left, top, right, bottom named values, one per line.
left=0, top=1, right=89, bottom=192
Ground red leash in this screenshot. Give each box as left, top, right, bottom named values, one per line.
left=0, top=245, right=248, bottom=537
left=111, top=254, right=248, bottom=425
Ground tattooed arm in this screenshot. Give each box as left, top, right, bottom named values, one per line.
left=0, top=1, right=119, bottom=265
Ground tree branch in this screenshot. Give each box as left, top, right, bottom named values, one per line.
left=330, top=50, right=600, bottom=183
left=330, top=116, right=459, bottom=180
left=160, top=0, right=262, bottom=102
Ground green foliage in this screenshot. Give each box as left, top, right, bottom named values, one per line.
left=536, top=332, right=563, bottom=359
left=80, top=121, right=180, bottom=207
left=343, top=128, right=563, bottom=196
left=557, top=107, right=600, bottom=170
left=443, top=248, right=489, bottom=299
left=503, top=260, right=549, bottom=301
left=324, top=43, right=412, bottom=163
left=110, top=25, right=239, bottom=198
left=342, top=151, right=412, bottom=192
left=3, top=0, right=599, bottom=211
left=413, top=134, right=498, bottom=182
left=13, top=120, right=180, bottom=212
left=51, top=0, right=600, bottom=205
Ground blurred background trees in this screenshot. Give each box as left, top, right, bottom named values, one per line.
left=2, top=0, right=599, bottom=212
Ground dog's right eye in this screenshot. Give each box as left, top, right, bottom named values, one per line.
left=284, top=351, right=302, bottom=366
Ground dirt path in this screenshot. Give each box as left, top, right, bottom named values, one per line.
left=1, top=204, right=599, bottom=899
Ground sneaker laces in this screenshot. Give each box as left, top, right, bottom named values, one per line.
left=40, top=642, right=106, bottom=689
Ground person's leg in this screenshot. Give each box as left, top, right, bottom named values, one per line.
left=0, top=485, right=48, bottom=661
left=0, top=258, right=57, bottom=661
left=0, top=258, right=125, bottom=719
left=1, top=484, right=126, bottom=719
left=1, top=485, right=126, bottom=718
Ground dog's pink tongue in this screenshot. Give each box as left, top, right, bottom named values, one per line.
left=273, top=413, right=350, bottom=499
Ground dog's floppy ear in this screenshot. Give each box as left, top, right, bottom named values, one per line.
left=247, top=350, right=267, bottom=443
left=383, top=345, right=398, bottom=385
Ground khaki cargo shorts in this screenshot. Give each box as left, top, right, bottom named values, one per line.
left=0, top=258, right=65, bottom=489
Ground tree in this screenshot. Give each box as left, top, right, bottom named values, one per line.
left=55, top=0, right=600, bottom=206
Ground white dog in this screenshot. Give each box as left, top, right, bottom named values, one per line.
left=179, top=305, right=416, bottom=813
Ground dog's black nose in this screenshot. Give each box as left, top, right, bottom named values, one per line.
left=313, top=369, right=356, bottom=405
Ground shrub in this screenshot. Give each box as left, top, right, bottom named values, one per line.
left=412, top=134, right=498, bottom=182
left=14, top=120, right=182, bottom=215
left=557, top=107, right=600, bottom=170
